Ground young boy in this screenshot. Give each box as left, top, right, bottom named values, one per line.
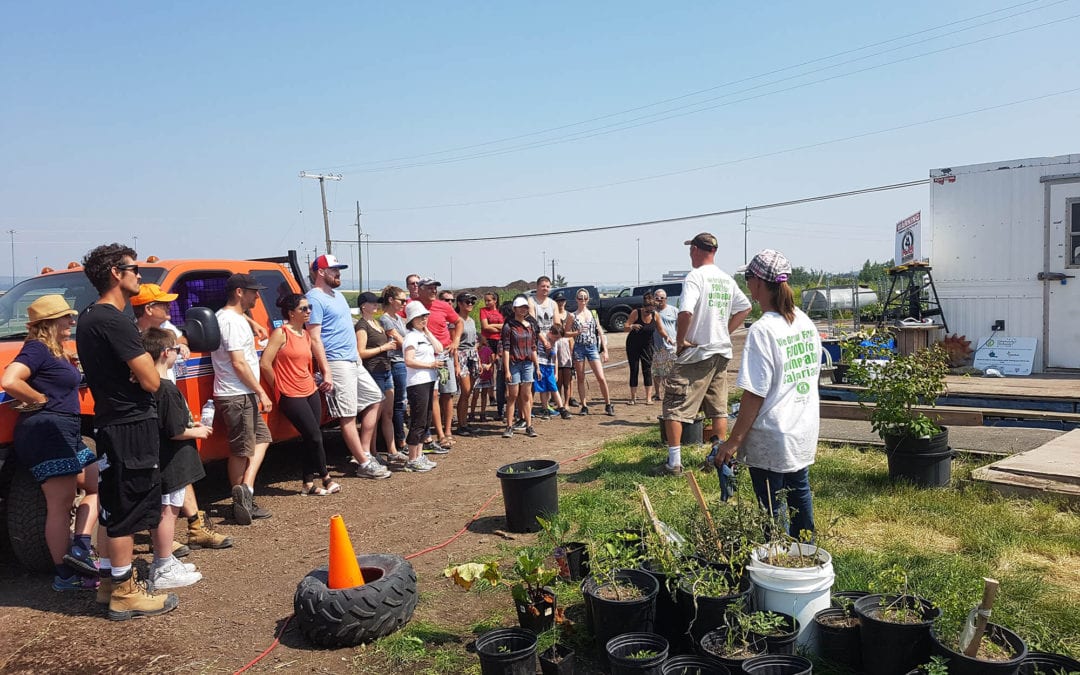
left=534, top=325, right=572, bottom=421
left=144, top=327, right=212, bottom=589
left=470, top=342, right=494, bottom=422
left=554, top=325, right=574, bottom=412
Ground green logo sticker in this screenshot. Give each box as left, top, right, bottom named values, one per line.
left=796, top=382, right=810, bottom=395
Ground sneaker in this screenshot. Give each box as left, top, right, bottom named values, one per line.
left=231, top=484, right=252, bottom=526
left=513, top=418, right=527, bottom=431
left=188, top=511, right=233, bottom=550
left=108, top=570, right=179, bottom=621
left=501, top=427, right=514, bottom=438
left=525, top=426, right=538, bottom=438
left=536, top=411, right=551, bottom=421
left=568, top=398, right=580, bottom=408
left=455, top=426, right=474, bottom=437
left=356, top=459, right=392, bottom=479
left=559, top=408, right=572, bottom=420
left=52, top=574, right=99, bottom=592
left=250, top=501, right=272, bottom=520
left=151, top=557, right=202, bottom=589
left=383, top=451, right=409, bottom=465
left=605, top=403, right=616, bottom=416
left=63, top=545, right=100, bottom=576
left=423, top=440, right=449, bottom=455
left=404, top=458, right=434, bottom=472
left=580, top=405, right=590, bottom=416
left=650, top=462, right=684, bottom=477
left=419, top=456, right=438, bottom=470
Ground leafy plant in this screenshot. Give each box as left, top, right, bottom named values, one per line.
left=587, top=529, right=645, bottom=600
left=627, top=649, right=659, bottom=659
left=854, top=344, right=949, bottom=439
left=444, top=550, right=558, bottom=608
left=837, top=327, right=892, bottom=365
left=869, top=565, right=931, bottom=624
left=922, top=655, right=950, bottom=675
left=536, top=513, right=572, bottom=550
left=746, top=610, right=789, bottom=636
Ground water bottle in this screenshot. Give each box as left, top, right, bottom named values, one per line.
left=173, top=354, right=187, bottom=380
left=200, top=399, right=215, bottom=427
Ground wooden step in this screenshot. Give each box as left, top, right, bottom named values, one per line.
left=820, top=401, right=1080, bottom=426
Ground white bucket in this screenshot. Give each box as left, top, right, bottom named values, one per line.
left=747, top=542, right=834, bottom=646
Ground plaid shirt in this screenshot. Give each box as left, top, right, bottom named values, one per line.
left=500, top=318, right=538, bottom=363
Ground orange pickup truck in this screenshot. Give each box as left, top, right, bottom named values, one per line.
left=0, top=251, right=311, bottom=570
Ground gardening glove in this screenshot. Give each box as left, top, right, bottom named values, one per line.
left=706, top=436, right=736, bottom=502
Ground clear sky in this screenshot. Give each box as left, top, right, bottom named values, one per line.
left=2, top=1, right=1077, bottom=290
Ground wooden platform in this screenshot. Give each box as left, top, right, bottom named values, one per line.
left=972, top=429, right=1080, bottom=502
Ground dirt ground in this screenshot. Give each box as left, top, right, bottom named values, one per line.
left=0, top=332, right=746, bottom=674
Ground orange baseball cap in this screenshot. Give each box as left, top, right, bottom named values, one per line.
left=132, top=283, right=178, bottom=306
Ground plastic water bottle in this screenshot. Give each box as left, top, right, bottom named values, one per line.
left=173, top=355, right=187, bottom=380
left=200, top=399, right=215, bottom=427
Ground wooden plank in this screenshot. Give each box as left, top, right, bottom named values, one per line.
left=972, top=465, right=1080, bottom=502
left=822, top=374, right=1080, bottom=402
left=980, top=429, right=1080, bottom=485
left=820, top=401, right=984, bottom=426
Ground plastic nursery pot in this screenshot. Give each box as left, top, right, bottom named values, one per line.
left=886, top=447, right=953, bottom=487
left=660, top=654, right=732, bottom=674
left=812, top=607, right=862, bottom=671
left=830, top=590, right=869, bottom=608
left=606, top=632, right=670, bottom=675
left=740, top=654, right=814, bottom=674
left=538, top=643, right=575, bottom=675
left=554, top=542, right=590, bottom=581
left=475, top=627, right=538, bottom=675
left=747, top=612, right=800, bottom=655
left=515, top=586, right=556, bottom=634
left=640, top=559, right=685, bottom=649
left=581, top=568, right=660, bottom=654
left=883, top=428, right=949, bottom=454
left=929, top=622, right=1028, bottom=675
left=496, top=460, right=559, bottom=533
left=658, top=415, right=704, bottom=445
left=747, top=542, right=834, bottom=646
left=1019, top=651, right=1080, bottom=674
left=697, top=627, right=767, bottom=669
left=853, top=593, right=942, bottom=675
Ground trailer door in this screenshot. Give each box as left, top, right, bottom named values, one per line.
left=1044, top=176, right=1080, bottom=369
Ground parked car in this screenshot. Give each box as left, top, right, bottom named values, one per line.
left=550, top=282, right=684, bottom=331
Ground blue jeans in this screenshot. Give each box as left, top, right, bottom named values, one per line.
left=748, top=466, right=815, bottom=539
left=390, top=361, right=407, bottom=445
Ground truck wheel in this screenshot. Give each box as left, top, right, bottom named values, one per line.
left=293, top=553, right=418, bottom=647
left=608, top=311, right=630, bottom=332
left=6, top=468, right=53, bottom=573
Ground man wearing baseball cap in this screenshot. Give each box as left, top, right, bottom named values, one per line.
left=658, top=233, right=752, bottom=476
left=306, top=255, right=390, bottom=480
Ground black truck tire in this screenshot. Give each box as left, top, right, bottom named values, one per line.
left=6, top=467, right=53, bottom=573
left=293, top=553, right=418, bottom=647
left=608, top=310, right=630, bottom=332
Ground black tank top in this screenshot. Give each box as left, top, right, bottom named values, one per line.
left=627, top=310, right=656, bottom=349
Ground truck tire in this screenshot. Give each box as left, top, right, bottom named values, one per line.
left=6, top=468, right=52, bottom=573
left=293, top=553, right=418, bottom=647
left=608, top=310, right=630, bottom=332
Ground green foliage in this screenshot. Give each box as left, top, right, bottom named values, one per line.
left=627, top=649, right=659, bottom=659
left=859, top=259, right=892, bottom=283
left=922, top=655, right=950, bottom=675
left=444, top=550, right=557, bottom=607
left=854, top=345, right=949, bottom=438
left=837, top=327, right=893, bottom=365
left=746, top=610, right=789, bottom=636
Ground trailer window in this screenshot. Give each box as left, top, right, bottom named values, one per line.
left=1070, top=201, right=1080, bottom=267
left=167, top=272, right=232, bottom=327
left=249, top=269, right=292, bottom=331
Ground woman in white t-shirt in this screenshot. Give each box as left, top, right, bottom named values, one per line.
left=402, top=302, right=444, bottom=473
left=714, top=249, right=821, bottom=538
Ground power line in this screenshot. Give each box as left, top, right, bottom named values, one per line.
left=317, top=0, right=1062, bottom=172
left=366, top=85, right=1080, bottom=213
left=368, top=178, right=929, bottom=245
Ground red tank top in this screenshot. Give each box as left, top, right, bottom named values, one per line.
left=272, top=327, right=316, bottom=398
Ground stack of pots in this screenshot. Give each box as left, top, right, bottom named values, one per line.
left=883, top=428, right=952, bottom=487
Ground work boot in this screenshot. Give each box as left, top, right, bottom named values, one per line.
left=96, top=575, right=113, bottom=605
left=171, top=540, right=191, bottom=558
left=107, top=570, right=179, bottom=621
left=187, top=511, right=234, bottom=550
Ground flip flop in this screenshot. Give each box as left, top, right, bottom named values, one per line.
left=302, top=484, right=331, bottom=496
left=321, top=480, right=342, bottom=494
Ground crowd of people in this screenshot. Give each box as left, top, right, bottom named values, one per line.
left=4, top=233, right=822, bottom=621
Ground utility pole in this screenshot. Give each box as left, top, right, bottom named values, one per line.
left=364, top=233, right=371, bottom=291
left=743, top=206, right=749, bottom=264
left=133, top=234, right=138, bottom=254
left=636, top=238, right=640, bottom=285
left=299, top=171, right=342, bottom=255
left=450, top=257, right=454, bottom=291
left=7, top=230, right=14, bottom=288
left=355, top=201, right=363, bottom=292
left=550, top=258, right=557, bottom=283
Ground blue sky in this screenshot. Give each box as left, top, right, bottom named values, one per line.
left=2, top=1, right=1077, bottom=290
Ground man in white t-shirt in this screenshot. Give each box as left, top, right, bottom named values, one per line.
left=212, top=273, right=274, bottom=525
left=658, top=232, right=752, bottom=475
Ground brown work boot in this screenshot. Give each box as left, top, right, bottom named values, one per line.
left=107, top=570, right=179, bottom=621
left=171, top=540, right=191, bottom=558
left=187, top=511, right=234, bottom=550
left=96, top=575, right=113, bottom=605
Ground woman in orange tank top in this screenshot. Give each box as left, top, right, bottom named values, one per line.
left=259, top=293, right=340, bottom=496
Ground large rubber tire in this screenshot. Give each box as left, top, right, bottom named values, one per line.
left=6, top=467, right=52, bottom=573
left=293, top=553, right=418, bottom=648
left=608, top=310, right=630, bottom=332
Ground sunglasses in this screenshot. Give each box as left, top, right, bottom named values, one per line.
left=116, top=264, right=139, bottom=274
left=296, top=305, right=312, bottom=312
left=167, top=345, right=183, bottom=354
left=407, top=281, right=420, bottom=286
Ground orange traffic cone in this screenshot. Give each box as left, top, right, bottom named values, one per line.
left=327, top=514, right=365, bottom=589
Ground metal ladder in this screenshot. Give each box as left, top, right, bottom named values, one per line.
left=878, top=261, right=949, bottom=333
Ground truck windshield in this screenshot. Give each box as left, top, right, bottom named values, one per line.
left=0, top=267, right=166, bottom=340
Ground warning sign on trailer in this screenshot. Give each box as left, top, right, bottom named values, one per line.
left=894, top=211, right=921, bottom=265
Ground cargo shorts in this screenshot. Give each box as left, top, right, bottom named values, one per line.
left=662, top=353, right=730, bottom=424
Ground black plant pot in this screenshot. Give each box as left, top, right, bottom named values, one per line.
left=813, top=607, right=861, bottom=670
left=539, top=643, right=575, bottom=675
left=1020, top=651, right=1080, bottom=674
left=740, top=654, right=814, bottom=674
left=661, top=654, right=732, bottom=674
left=641, top=559, right=684, bottom=650
left=854, top=594, right=941, bottom=675
left=475, top=627, right=538, bottom=675
left=582, top=568, right=660, bottom=653
left=496, top=460, right=559, bottom=533
left=883, top=428, right=949, bottom=454
left=830, top=590, right=869, bottom=608
left=606, top=632, right=670, bottom=675
left=930, top=623, right=1028, bottom=675
left=832, top=364, right=851, bottom=384
left=886, top=447, right=953, bottom=487
left=515, top=587, right=556, bottom=634
left=697, top=627, right=767, bottom=669
left=554, top=542, right=590, bottom=581
left=748, top=612, right=799, bottom=655
left=676, top=575, right=755, bottom=645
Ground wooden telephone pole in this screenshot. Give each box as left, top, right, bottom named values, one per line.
left=299, top=171, right=342, bottom=255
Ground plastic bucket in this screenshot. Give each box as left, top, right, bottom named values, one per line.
left=748, top=612, right=799, bottom=655
left=740, top=654, right=814, bottom=674
left=606, top=633, right=670, bottom=675
left=812, top=607, right=861, bottom=670
left=661, top=654, right=731, bottom=674
left=748, top=544, right=834, bottom=647
left=475, top=627, right=538, bottom=675
left=676, top=576, right=755, bottom=644
left=496, top=460, right=559, bottom=533
left=641, top=560, right=684, bottom=649
left=659, top=416, right=703, bottom=445
left=886, top=449, right=952, bottom=487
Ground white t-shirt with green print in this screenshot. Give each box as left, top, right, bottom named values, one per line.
left=736, top=309, right=822, bottom=473
left=676, top=263, right=751, bottom=364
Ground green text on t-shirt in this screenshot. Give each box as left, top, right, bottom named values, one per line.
left=706, top=279, right=732, bottom=313
left=778, top=328, right=818, bottom=385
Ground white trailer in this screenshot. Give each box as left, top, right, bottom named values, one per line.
left=929, top=154, right=1080, bottom=372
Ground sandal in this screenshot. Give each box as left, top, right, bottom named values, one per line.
left=321, top=478, right=342, bottom=494
left=438, top=436, right=455, bottom=448
left=302, top=484, right=332, bottom=496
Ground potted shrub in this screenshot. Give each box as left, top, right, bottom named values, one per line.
left=538, top=641, right=575, bottom=675
left=930, top=622, right=1027, bottom=674
left=697, top=604, right=768, bottom=669
left=745, top=610, right=800, bottom=655
left=854, top=344, right=953, bottom=486
left=605, top=632, right=669, bottom=675
left=582, top=534, right=658, bottom=652
left=814, top=602, right=862, bottom=671
left=854, top=566, right=943, bottom=675
left=538, top=515, right=589, bottom=582
left=445, top=551, right=559, bottom=634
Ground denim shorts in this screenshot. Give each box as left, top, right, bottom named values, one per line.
left=573, top=342, right=601, bottom=362
left=508, top=360, right=535, bottom=385
left=369, top=368, right=394, bottom=393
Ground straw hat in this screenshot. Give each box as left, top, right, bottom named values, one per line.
left=27, top=294, right=77, bottom=324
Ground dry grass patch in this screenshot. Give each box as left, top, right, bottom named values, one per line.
left=830, top=516, right=962, bottom=554
left=997, top=547, right=1080, bottom=591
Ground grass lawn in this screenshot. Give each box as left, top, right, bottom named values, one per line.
left=360, top=430, right=1080, bottom=673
